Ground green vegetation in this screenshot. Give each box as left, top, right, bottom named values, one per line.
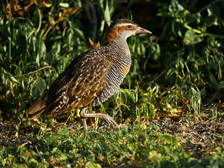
left=1, top=124, right=224, bottom=167
left=0, top=0, right=223, bottom=167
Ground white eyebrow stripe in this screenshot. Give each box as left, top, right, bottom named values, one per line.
left=113, top=23, right=136, bottom=28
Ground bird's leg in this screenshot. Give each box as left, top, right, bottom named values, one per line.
left=80, top=108, right=88, bottom=130
left=80, top=107, right=119, bottom=128
left=81, top=117, right=88, bottom=137
left=82, top=118, right=88, bottom=130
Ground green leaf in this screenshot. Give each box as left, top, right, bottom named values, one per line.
left=38, top=35, right=46, bottom=60
left=209, top=73, right=218, bottom=88
left=150, top=43, right=160, bottom=61
left=85, top=162, right=102, bottom=168
left=100, top=20, right=105, bottom=32
left=218, top=81, right=224, bottom=90
left=148, top=103, right=156, bottom=118
left=186, top=13, right=198, bottom=24
left=184, top=29, right=203, bottom=45
left=59, top=3, right=69, bottom=8
left=57, top=127, right=70, bottom=137
left=169, top=0, right=185, bottom=15
left=32, top=79, right=46, bottom=98
left=73, top=28, right=85, bottom=40
left=104, top=1, right=111, bottom=26
left=109, top=0, right=116, bottom=15
left=171, top=21, right=182, bottom=36
left=10, top=75, right=19, bottom=84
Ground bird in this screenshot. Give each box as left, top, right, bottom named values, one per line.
left=26, top=18, right=152, bottom=129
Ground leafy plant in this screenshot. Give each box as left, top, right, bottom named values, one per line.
left=157, top=0, right=224, bottom=94
left=0, top=0, right=224, bottom=166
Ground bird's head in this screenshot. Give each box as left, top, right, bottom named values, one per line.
left=104, top=18, right=152, bottom=42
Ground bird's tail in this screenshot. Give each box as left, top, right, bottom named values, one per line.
left=26, top=99, right=46, bottom=118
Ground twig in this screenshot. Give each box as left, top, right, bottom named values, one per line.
left=114, top=0, right=135, bottom=20
left=19, top=141, right=31, bottom=163
left=149, top=66, right=170, bottom=84
left=35, top=145, right=45, bottom=161
left=149, top=51, right=185, bottom=84
left=198, top=0, right=223, bottom=13
left=16, top=66, right=52, bottom=77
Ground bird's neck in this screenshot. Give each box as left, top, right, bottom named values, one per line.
left=107, top=36, right=131, bottom=56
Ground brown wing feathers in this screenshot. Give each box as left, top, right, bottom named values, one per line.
left=26, top=48, right=110, bottom=117
left=26, top=98, right=47, bottom=118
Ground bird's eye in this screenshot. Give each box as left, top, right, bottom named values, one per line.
left=127, top=25, right=132, bottom=28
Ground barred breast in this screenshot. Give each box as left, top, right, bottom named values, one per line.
left=91, top=42, right=131, bottom=106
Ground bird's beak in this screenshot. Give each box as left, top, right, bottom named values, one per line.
left=135, top=26, right=152, bottom=34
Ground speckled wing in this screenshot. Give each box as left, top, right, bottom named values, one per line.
left=43, top=47, right=112, bottom=116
